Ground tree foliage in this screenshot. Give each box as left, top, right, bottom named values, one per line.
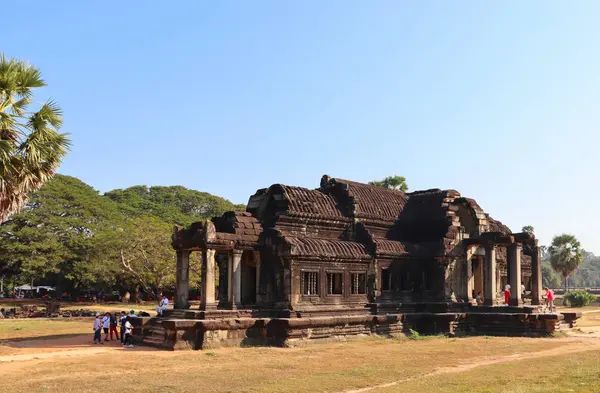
left=0, top=174, right=240, bottom=292
left=368, top=175, right=408, bottom=192
left=521, top=225, right=534, bottom=234
left=549, top=234, right=583, bottom=291
left=0, top=54, right=71, bottom=223
left=105, top=185, right=245, bottom=226
left=0, top=175, right=135, bottom=289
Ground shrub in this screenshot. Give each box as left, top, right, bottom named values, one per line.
left=563, top=290, right=595, bottom=307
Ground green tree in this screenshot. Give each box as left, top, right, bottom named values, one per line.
left=0, top=54, right=71, bottom=223
left=541, top=262, right=561, bottom=288
left=0, top=175, right=134, bottom=289
left=105, top=185, right=245, bottom=226
left=91, top=217, right=186, bottom=299
left=549, top=234, right=583, bottom=292
left=521, top=225, right=534, bottom=234
left=369, top=175, right=408, bottom=192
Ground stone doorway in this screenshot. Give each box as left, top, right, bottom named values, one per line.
left=242, top=264, right=256, bottom=305
left=472, top=258, right=483, bottom=298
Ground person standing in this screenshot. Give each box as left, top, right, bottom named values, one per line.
left=123, top=317, right=134, bottom=348
left=504, top=284, right=511, bottom=305
left=545, top=287, right=555, bottom=312
left=521, top=283, right=526, bottom=303
left=93, top=314, right=103, bottom=344
left=102, top=312, right=111, bottom=341
left=119, top=311, right=127, bottom=344
left=109, top=313, right=119, bottom=341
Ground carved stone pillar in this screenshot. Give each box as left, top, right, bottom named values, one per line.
left=465, top=257, right=474, bottom=301
left=175, top=250, right=190, bottom=309
left=231, top=249, right=243, bottom=308
left=483, top=244, right=496, bottom=306
left=227, top=252, right=233, bottom=305
left=508, top=243, right=522, bottom=306
left=254, top=251, right=261, bottom=303
left=200, top=248, right=216, bottom=310
left=531, top=245, right=543, bottom=305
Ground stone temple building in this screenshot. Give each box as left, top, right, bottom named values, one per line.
left=133, top=175, right=579, bottom=349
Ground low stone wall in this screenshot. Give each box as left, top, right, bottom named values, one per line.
left=132, top=309, right=581, bottom=351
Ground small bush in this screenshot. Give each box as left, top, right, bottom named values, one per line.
left=408, top=329, right=421, bottom=340
left=563, top=290, right=595, bottom=307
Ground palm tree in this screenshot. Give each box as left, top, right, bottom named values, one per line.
left=0, top=54, right=70, bottom=223
left=369, top=175, right=408, bottom=192
left=548, top=234, right=583, bottom=292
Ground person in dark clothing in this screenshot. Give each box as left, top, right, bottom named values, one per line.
left=119, top=311, right=127, bottom=344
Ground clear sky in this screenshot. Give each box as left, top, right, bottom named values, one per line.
left=3, top=1, right=600, bottom=252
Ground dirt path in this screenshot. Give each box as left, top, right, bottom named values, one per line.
left=341, top=335, right=600, bottom=393
left=0, top=334, right=154, bottom=363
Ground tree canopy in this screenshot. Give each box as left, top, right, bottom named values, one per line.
left=521, top=225, right=534, bottom=234
left=0, top=54, right=71, bottom=223
left=0, top=174, right=244, bottom=294
left=369, top=175, right=408, bottom=192
left=549, top=233, right=583, bottom=291
left=105, top=185, right=244, bottom=226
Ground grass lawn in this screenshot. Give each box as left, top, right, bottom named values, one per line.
left=379, top=347, right=600, bottom=393
left=0, top=335, right=578, bottom=393
left=0, top=318, right=91, bottom=341
left=0, top=300, right=160, bottom=315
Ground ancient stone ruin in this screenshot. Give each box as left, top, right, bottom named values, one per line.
left=132, top=175, right=580, bottom=350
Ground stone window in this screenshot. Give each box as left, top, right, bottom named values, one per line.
left=302, top=271, right=319, bottom=296
left=351, top=272, right=366, bottom=295
left=327, top=272, right=343, bottom=295
left=381, top=268, right=391, bottom=291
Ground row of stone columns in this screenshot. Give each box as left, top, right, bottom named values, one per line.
left=481, top=243, right=542, bottom=307
left=175, top=248, right=245, bottom=310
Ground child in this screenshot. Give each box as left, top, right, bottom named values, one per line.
left=123, top=317, right=134, bottom=348
left=93, top=314, right=103, bottom=344
left=475, top=292, right=484, bottom=305
left=102, top=312, right=111, bottom=341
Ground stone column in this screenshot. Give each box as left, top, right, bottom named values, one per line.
left=508, top=243, right=522, bottom=306
left=231, top=249, right=243, bottom=308
left=483, top=244, right=496, bottom=306
left=175, top=250, right=191, bottom=309
left=530, top=245, right=543, bottom=305
left=200, top=248, right=216, bottom=310
left=465, top=257, right=474, bottom=301
left=254, top=251, right=261, bottom=303
left=227, top=252, right=233, bottom=305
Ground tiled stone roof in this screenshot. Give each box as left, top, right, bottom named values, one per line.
left=324, top=177, right=408, bottom=222
left=280, top=185, right=345, bottom=219
left=486, top=215, right=511, bottom=234
left=284, top=236, right=370, bottom=259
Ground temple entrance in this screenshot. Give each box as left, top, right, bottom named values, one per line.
left=241, top=264, right=256, bottom=304
left=472, top=258, right=483, bottom=298
left=241, top=252, right=257, bottom=305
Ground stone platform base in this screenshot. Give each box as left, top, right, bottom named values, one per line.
left=131, top=308, right=582, bottom=350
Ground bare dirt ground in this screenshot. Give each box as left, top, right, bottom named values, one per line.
left=1, top=309, right=600, bottom=392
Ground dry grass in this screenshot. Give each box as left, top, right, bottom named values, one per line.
left=376, top=347, right=600, bottom=393
left=0, top=318, right=91, bottom=341
left=0, top=335, right=573, bottom=393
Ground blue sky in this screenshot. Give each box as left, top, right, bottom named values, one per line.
left=3, top=2, right=600, bottom=252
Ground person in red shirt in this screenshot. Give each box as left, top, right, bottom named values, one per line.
left=544, top=287, right=555, bottom=312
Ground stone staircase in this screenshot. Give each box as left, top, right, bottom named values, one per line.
left=135, top=318, right=169, bottom=349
